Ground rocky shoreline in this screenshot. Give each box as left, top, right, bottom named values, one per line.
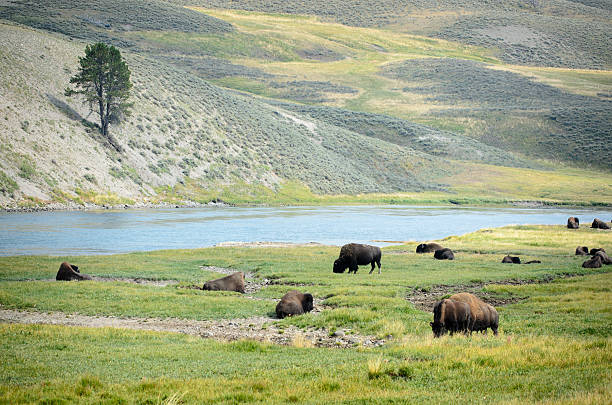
left=0, top=199, right=230, bottom=213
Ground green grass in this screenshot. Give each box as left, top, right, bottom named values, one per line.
left=1, top=225, right=611, bottom=402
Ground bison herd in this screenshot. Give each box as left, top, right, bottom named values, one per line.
left=54, top=215, right=609, bottom=339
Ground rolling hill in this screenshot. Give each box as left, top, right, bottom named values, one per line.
left=0, top=0, right=610, bottom=208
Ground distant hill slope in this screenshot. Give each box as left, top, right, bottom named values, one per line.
left=182, top=0, right=612, bottom=69
left=1, top=22, right=474, bottom=206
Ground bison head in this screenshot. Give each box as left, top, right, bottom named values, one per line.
left=302, top=293, right=314, bottom=313
left=333, top=258, right=347, bottom=273
left=430, top=321, right=445, bottom=338
left=416, top=244, right=426, bottom=253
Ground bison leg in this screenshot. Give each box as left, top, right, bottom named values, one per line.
left=350, top=259, right=358, bottom=274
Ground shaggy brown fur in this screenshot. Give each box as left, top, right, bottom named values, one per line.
left=582, top=255, right=602, bottom=268
left=575, top=246, right=589, bottom=256
left=56, top=262, right=92, bottom=281
left=502, top=255, right=521, bottom=264
left=431, top=299, right=471, bottom=337
left=449, top=293, right=498, bottom=335
left=203, top=272, right=245, bottom=293
left=276, top=290, right=314, bottom=319
left=567, top=217, right=579, bottom=229
left=416, top=242, right=443, bottom=253
left=333, top=243, right=381, bottom=274
left=592, top=218, right=610, bottom=229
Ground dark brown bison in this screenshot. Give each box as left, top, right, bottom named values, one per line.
left=501, top=255, right=521, bottom=264
left=595, top=251, right=612, bottom=265
left=56, top=262, right=92, bottom=281
left=333, top=243, right=381, bottom=274
left=430, top=298, right=471, bottom=337
left=276, top=290, right=314, bottom=319
left=449, top=292, right=498, bottom=335
left=582, top=255, right=602, bottom=268
left=592, top=218, right=610, bottom=230
left=590, top=248, right=606, bottom=256
left=203, top=272, right=245, bottom=293
left=416, top=242, right=443, bottom=253
left=567, top=217, right=579, bottom=229
left=434, top=248, right=454, bottom=260
left=575, top=246, right=589, bottom=256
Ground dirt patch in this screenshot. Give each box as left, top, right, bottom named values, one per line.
left=34, top=277, right=179, bottom=287
left=407, top=272, right=586, bottom=311
left=0, top=307, right=384, bottom=348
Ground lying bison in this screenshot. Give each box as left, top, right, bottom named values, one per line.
left=502, top=255, right=521, bottom=264
left=590, top=248, right=606, bottom=256
left=449, top=292, right=498, bottom=335
left=595, top=250, right=612, bottom=265
left=582, top=255, right=602, bottom=268
left=333, top=243, right=381, bottom=274
left=430, top=298, right=471, bottom=337
left=575, top=246, right=589, bottom=256
left=416, top=242, right=443, bottom=253
left=276, top=290, right=314, bottom=319
left=434, top=248, right=454, bottom=260
left=567, top=217, right=579, bottom=229
left=592, top=218, right=610, bottom=230
left=203, top=272, right=245, bottom=293
left=56, top=262, right=92, bottom=281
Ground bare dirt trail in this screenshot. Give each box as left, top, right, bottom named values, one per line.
left=0, top=307, right=384, bottom=348
left=406, top=272, right=594, bottom=311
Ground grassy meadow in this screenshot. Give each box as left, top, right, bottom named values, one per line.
left=0, top=224, right=611, bottom=403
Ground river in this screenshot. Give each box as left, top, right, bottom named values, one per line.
left=0, top=206, right=610, bottom=256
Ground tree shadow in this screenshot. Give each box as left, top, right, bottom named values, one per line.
left=46, top=93, right=84, bottom=122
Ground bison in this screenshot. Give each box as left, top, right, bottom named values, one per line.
left=567, top=217, right=579, bottom=229
left=56, top=261, right=92, bottom=281
left=449, top=292, right=498, bottom=335
left=575, top=246, right=589, bottom=256
left=592, top=218, right=610, bottom=230
left=582, top=255, right=602, bottom=268
left=590, top=248, right=606, bottom=256
left=203, top=272, right=245, bottom=293
left=434, top=248, right=454, bottom=260
left=502, top=255, right=521, bottom=264
left=595, top=250, right=612, bottom=265
left=430, top=298, right=471, bottom=337
left=276, top=290, right=314, bottom=319
left=333, top=243, right=381, bottom=274
left=416, top=242, right=443, bottom=253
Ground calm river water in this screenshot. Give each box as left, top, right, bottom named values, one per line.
left=0, top=206, right=610, bottom=256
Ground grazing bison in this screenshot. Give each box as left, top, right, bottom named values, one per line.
left=502, top=255, right=521, bottom=264
left=582, top=255, right=602, bottom=268
left=595, top=251, right=612, bottom=265
left=449, top=292, right=498, bottom=335
left=56, top=262, right=92, bottom=281
left=333, top=243, right=381, bottom=274
left=590, top=248, right=606, bottom=256
left=592, top=218, right=610, bottom=230
left=525, top=260, right=542, bottom=264
left=567, top=217, right=579, bottom=229
left=434, top=248, right=454, bottom=260
left=276, top=290, right=314, bottom=319
left=203, top=272, right=245, bottom=293
left=430, top=298, right=471, bottom=337
left=575, top=246, right=589, bottom=256
left=416, top=242, right=443, bottom=253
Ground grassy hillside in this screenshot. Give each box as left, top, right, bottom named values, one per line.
left=0, top=225, right=611, bottom=402
left=184, top=0, right=612, bottom=69
left=0, top=1, right=610, bottom=207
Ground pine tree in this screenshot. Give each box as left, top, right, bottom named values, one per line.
left=65, top=42, right=132, bottom=152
